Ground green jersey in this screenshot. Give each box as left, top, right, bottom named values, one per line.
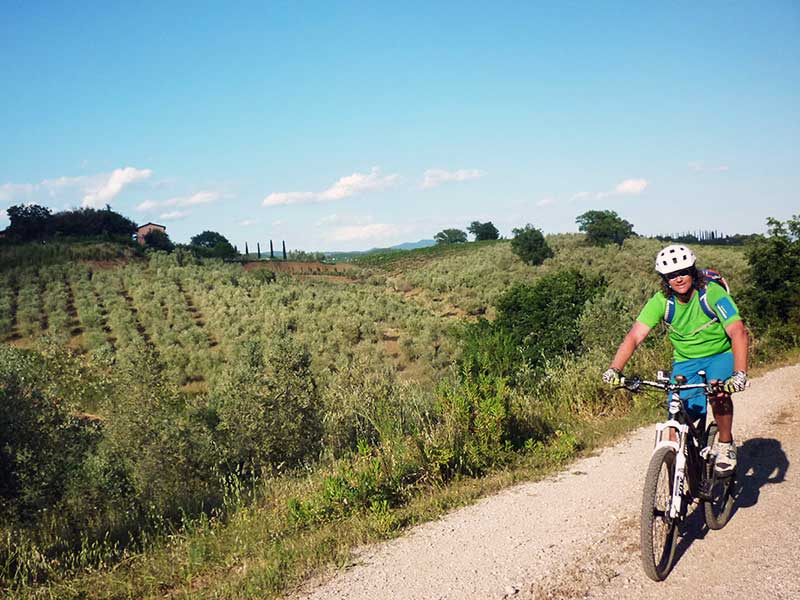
left=636, top=283, right=742, bottom=362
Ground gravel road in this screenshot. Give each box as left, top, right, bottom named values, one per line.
left=292, top=364, right=800, bottom=600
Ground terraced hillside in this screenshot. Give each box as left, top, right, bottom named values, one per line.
left=0, top=235, right=759, bottom=598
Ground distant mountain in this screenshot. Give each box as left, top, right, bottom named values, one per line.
left=324, top=239, right=436, bottom=261
left=384, top=239, right=436, bottom=251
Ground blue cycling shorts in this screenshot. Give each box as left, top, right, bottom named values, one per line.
left=671, top=351, right=734, bottom=418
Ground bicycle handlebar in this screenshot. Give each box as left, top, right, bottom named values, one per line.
left=617, top=374, right=724, bottom=395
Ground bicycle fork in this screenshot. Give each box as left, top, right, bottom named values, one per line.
left=652, top=393, right=690, bottom=520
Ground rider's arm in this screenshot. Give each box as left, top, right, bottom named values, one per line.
left=725, top=320, right=748, bottom=373
left=609, top=321, right=651, bottom=372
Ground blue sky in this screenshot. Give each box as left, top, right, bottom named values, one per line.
left=1, top=1, right=798, bottom=251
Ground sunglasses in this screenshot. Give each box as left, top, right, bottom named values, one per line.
left=664, top=268, right=692, bottom=280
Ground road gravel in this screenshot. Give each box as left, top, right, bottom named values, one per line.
left=292, top=364, right=800, bottom=600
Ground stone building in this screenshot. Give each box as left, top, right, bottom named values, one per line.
left=136, top=222, right=166, bottom=245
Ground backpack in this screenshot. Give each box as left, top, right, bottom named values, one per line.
left=664, top=268, right=730, bottom=327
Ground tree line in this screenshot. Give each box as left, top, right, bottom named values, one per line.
left=435, top=210, right=636, bottom=265
left=2, top=204, right=137, bottom=242
left=1, top=203, right=239, bottom=260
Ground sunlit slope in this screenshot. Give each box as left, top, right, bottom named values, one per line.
left=376, top=235, right=748, bottom=317
left=0, top=236, right=748, bottom=395
left=0, top=250, right=457, bottom=394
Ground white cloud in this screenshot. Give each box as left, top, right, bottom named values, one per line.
left=320, top=167, right=398, bottom=200
left=136, top=199, right=160, bottom=211
left=316, top=214, right=341, bottom=226
left=43, top=175, right=91, bottom=191
left=570, top=191, right=591, bottom=203
left=263, top=167, right=398, bottom=207
left=173, top=191, right=219, bottom=206
left=137, top=191, right=221, bottom=211
left=328, top=223, right=399, bottom=242
left=614, top=178, right=648, bottom=195
left=2, top=169, right=150, bottom=206
left=0, top=183, right=36, bottom=202
left=238, top=219, right=257, bottom=226
left=596, top=178, right=649, bottom=199
left=421, top=168, right=484, bottom=189
left=536, top=179, right=647, bottom=208
left=316, top=213, right=375, bottom=227
left=262, top=191, right=316, bottom=206
left=159, top=210, right=189, bottom=220
left=0, top=208, right=7, bottom=221
left=82, top=167, right=152, bottom=208
left=689, top=162, right=729, bottom=173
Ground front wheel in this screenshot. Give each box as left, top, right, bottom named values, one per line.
left=703, top=424, right=735, bottom=530
left=641, top=446, right=678, bottom=581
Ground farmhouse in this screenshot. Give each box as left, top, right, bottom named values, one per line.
left=136, top=222, right=166, bottom=245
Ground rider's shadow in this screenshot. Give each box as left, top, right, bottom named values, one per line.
left=670, top=437, right=789, bottom=568
left=731, top=437, right=789, bottom=512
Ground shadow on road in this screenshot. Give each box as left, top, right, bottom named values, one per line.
left=731, top=437, right=789, bottom=512
left=670, top=437, right=789, bottom=571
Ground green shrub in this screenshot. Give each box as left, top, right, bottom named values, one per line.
left=0, top=347, right=100, bottom=524
left=212, top=337, right=322, bottom=473
left=99, top=342, right=219, bottom=517
left=576, top=210, right=635, bottom=246
left=579, top=287, right=637, bottom=353
left=422, top=368, right=511, bottom=478
left=460, top=269, right=605, bottom=381
left=320, top=355, right=410, bottom=456
left=510, top=224, right=553, bottom=266
left=739, top=215, right=800, bottom=345
left=498, top=269, right=605, bottom=364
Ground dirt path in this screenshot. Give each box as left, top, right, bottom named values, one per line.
left=292, top=364, right=800, bottom=600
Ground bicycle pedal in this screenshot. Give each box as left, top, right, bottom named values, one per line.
left=698, top=479, right=714, bottom=500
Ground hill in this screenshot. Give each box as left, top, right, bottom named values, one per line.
left=324, top=238, right=435, bottom=261
left=1, top=232, right=786, bottom=599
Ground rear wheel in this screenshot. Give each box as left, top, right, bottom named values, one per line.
left=641, top=446, right=678, bottom=581
left=703, top=424, right=735, bottom=530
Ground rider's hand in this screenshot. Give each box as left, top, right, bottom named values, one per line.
left=723, top=371, right=748, bottom=393
left=602, top=367, right=622, bottom=386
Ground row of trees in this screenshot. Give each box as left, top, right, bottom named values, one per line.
left=655, top=231, right=759, bottom=246
left=2, top=204, right=239, bottom=259
left=2, top=204, right=137, bottom=242
left=433, top=211, right=636, bottom=268
left=435, top=211, right=636, bottom=250
left=434, top=221, right=501, bottom=244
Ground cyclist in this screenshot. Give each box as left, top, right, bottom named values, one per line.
left=602, top=244, right=749, bottom=475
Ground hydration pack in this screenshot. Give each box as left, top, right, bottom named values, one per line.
left=664, top=268, right=730, bottom=327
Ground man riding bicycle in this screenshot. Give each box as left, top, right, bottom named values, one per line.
left=602, top=244, right=749, bottom=475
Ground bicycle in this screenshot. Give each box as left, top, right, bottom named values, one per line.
left=619, top=369, right=737, bottom=581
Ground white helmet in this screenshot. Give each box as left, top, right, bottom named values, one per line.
left=655, top=244, right=696, bottom=274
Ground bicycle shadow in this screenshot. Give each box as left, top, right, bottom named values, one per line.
left=670, top=437, right=789, bottom=569
left=730, top=437, right=789, bottom=513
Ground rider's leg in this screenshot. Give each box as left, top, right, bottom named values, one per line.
left=711, top=392, right=734, bottom=443
left=671, top=357, right=707, bottom=437
left=704, top=352, right=737, bottom=474
left=705, top=352, right=736, bottom=443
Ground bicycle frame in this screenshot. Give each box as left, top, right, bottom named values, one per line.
left=635, top=369, right=737, bottom=581
left=653, top=393, right=704, bottom=520
left=629, top=370, right=716, bottom=520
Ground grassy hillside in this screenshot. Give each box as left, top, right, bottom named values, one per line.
left=0, top=235, right=772, bottom=598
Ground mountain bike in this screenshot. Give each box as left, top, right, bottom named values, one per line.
left=619, top=370, right=737, bottom=581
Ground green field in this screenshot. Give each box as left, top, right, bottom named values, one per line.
left=1, top=233, right=791, bottom=599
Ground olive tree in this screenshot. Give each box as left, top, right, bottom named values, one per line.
left=468, top=221, right=499, bottom=241
left=510, top=224, right=553, bottom=265
left=434, top=229, right=468, bottom=244
left=575, top=210, right=635, bottom=246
